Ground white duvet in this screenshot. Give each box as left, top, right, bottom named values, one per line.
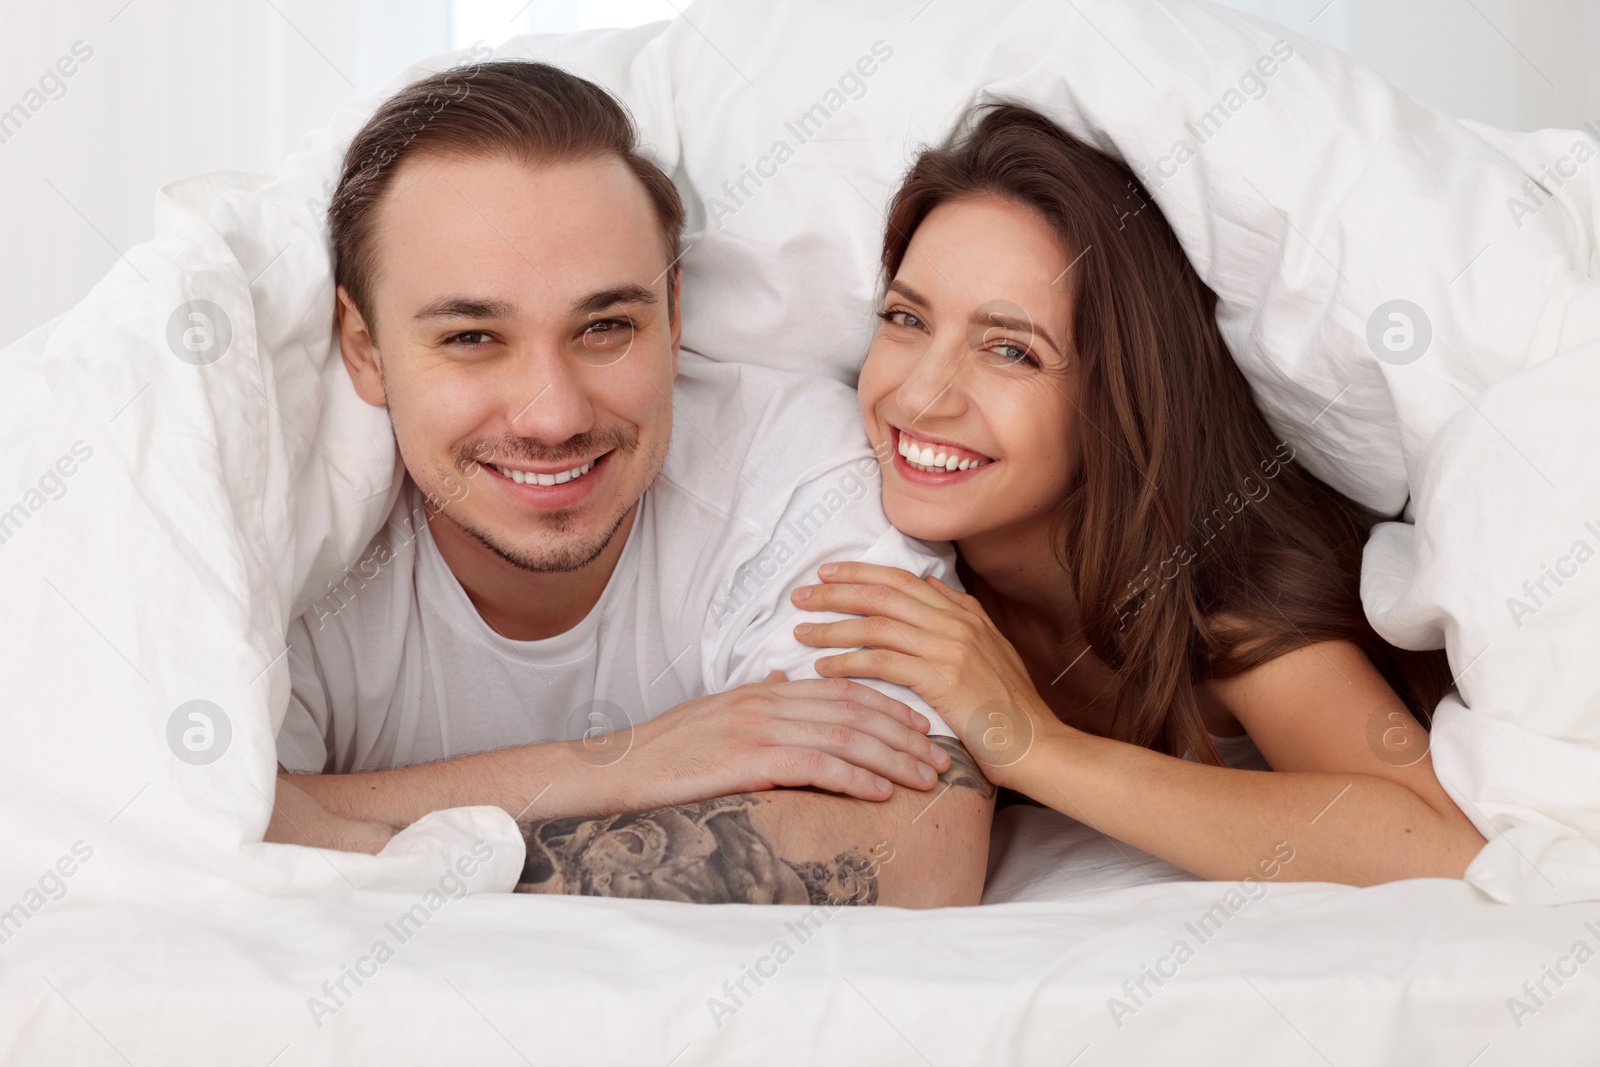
left=3, top=0, right=1600, bottom=1059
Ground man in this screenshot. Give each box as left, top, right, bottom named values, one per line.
left=268, top=61, right=993, bottom=907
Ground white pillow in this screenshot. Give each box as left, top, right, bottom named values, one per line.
left=662, top=0, right=1584, bottom=517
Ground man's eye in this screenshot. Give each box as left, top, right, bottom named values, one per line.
left=447, top=331, right=493, bottom=347
left=579, top=317, right=636, bottom=360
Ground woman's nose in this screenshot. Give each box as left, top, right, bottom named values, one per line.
left=896, top=339, right=967, bottom=422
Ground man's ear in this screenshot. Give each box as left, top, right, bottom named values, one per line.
left=336, top=286, right=387, bottom=408
left=668, top=266, right=682, bottom=378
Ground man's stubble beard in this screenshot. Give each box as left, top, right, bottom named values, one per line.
left=432, top=424, right=668, bottom=575
left=454, top=497, right=635, bottom=574
left=379, top=363, right=672, bottom=575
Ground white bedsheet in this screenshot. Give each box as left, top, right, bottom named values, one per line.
left=2, top=857, right=1596, bottom=1065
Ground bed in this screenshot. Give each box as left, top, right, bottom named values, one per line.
left=4, top=842, right=1596, bottom=1064
left=3, top=0, right=1599, bottom=1061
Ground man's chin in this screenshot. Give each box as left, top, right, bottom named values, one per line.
left=486, top=539, right=609, bottom=574
left=458, top=507, right=633, bottom=575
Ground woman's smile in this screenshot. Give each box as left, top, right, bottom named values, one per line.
left=891, top=425, right=995, bottom=480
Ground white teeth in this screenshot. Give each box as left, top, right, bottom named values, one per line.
left=492, top=459, right=596, bottom=487
left=896, top=430, right=991, bottom=475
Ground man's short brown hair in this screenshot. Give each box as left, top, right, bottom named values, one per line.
left=328, top=60, right=685, bottom=330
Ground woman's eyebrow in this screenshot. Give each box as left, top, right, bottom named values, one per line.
left=972, top=309, right=1061, bottom=357
left=885, top=280, right=929, bottom=306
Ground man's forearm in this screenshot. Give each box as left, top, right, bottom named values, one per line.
left=514, top=737, right=995, bottom=908
left=285, top=737, right=646, bottom=833
left=277, top=674, right=964, bottom=850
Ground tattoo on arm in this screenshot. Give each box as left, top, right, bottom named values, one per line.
left=931, top=735, right=997, bottom=800
left=512, top=738, right=988, bottom=904
left=515, top=794, right=889, bottom=905
left=784, top=850, right=880, bottom=906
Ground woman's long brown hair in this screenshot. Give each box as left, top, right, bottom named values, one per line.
left=881, top=104, right=1451, bottom=764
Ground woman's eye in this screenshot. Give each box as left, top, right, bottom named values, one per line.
left=878, top=309, right=924, bottom=330
left=989, top=340, right=1039, bottom=367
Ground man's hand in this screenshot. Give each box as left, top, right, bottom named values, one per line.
left=273, top=671, right=953, bottom=849
left=624, top=671, right=953, bottom=810
left=269, top=683, right=991, bottom=904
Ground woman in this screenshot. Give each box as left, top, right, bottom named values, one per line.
left=791, top=104, right=1486, bottom=886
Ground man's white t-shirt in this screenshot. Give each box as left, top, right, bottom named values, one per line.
left=276, top=353, right=956, bottom=775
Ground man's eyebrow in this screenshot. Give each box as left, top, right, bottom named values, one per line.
left=413, top=297, right=515, bottom=322
left=573, top=284, right=657, bottom=316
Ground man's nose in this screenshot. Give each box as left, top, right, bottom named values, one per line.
left=505, top=344, right=595, bottom=444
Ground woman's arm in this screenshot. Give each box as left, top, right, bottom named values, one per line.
left=794, top=563, right=1486, bottom=886
left=1004, top=640, right=1486, bottom=884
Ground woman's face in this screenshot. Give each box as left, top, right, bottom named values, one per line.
left=859, top=195, right=1081, bottom=546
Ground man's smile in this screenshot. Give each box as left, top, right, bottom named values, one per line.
left=480, top=449, right=615, bottom=504
left=488, top=453, right=604, bottom=486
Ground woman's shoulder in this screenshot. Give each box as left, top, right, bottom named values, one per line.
left=1197, top=627, right=1391, bottom=738
left=1200, top=612, right=1368, bottom=682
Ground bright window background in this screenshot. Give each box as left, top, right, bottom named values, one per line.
left=450, top=0, right=675, bottom=43
left=1, top=0, right=1596, bottom=349
left=1219, top=0, right=1600, bottom=134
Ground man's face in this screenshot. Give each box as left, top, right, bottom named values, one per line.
left=341, top=152, right=679, bottom=573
